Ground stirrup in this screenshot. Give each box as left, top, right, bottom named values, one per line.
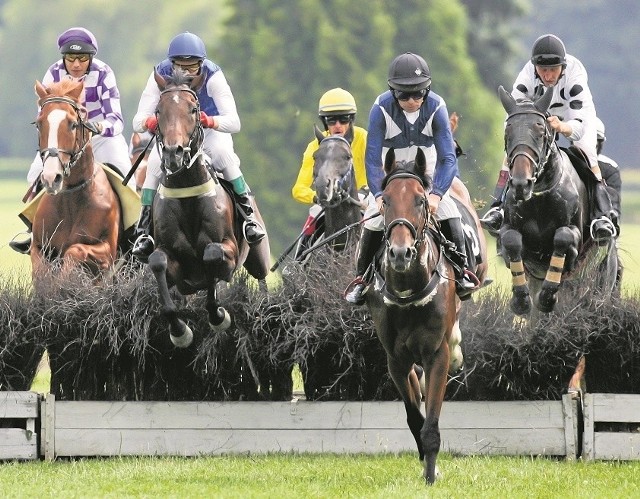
left=243, top=220, right=266, bottom=246
left=132, top=234, right=155, bottom=263
left=9, top=233, right=32, bottom=255
left=590, top=217, right=616, bottom=244
left=479, top=206, right=503, bottom=234
left=344, top=276, right=368, bottom=305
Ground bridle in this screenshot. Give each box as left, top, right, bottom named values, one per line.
left=314, top=135, right=356, bottom=208
left=504, top=108, right=555, bottom=183
left=155, top=86, right=205, bottom=176
left=36, top=96, right=92, bottom=177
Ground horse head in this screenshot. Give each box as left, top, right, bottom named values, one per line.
left=35, top=79, right=93, bottom=194
left=499, top=85, right=554, bottom=201
left=154, top=69, right=206, bottom=176
left=381, top=148, right=431, bottom=273
left=312, top=127, right=356, bottom=208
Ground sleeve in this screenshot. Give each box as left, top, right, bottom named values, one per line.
left=351, top=127, right=369, bottom=190
left=206, top=70, right=241, bottom=133
left=561, top=60, right=594, bottom=141
left=365, top=103, right=386, bottom=197
left=511, top=62, right=538, bottom=100
left=96, top=67, right=124, bottom=137
left=291, top=140, right=318, bottom=204
left=431, top=104, right=457, bottom=197
left=132, top=71, right=161, bottom=133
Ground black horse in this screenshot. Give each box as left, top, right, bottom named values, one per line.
left=147, top=70, right=271, bottom=347
left=497, top=85, right=618, bottom=316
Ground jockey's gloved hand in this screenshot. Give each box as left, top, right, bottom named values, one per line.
left=145, top=116, right=158, bottom=133
left=84, top=122, right=103, bottom=135
left=200, top=112, right=217, bottom=129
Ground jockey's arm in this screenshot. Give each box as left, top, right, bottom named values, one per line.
left=205, top=71, right=241, bottom=134
left=133, top=72, right=161, bottom=133
left=291, top=140, right=318, bottom=204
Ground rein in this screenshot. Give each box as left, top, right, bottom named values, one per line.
left=37, top=96, right=92, bottom=177
left=505, top=108, right=554, bottom=183
left=155, top=86, right=205, bottom=176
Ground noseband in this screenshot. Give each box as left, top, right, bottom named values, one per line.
left=155, top=86, right=205, bottom=175
left=505, top=109, right=554, bottom=183
left=37, top=96, right=92, bottom=177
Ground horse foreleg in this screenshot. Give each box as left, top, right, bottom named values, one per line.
left=148, top=249, right=193, bottom=348
left=501, top=229, right=531, bottom=316
left=388, top=356, right=425, bottom=461
left=203, top=242, right=232, bottom=330
left=63, top=241, right=117, bottom=275
left=421, top=341, right=450, bottom=485
left=537, top=226, right=580, bottom=313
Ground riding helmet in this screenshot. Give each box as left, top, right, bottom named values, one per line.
left=167, top=32, right=207, bottom=60
left=57, top=27, right=98, bottom=55
left=318, top=88, right=357, bottom=117
left=387, top=52, right=432, bottom=92
left=530, top=34, right=567, bottom=67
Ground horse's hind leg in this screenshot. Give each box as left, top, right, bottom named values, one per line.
left=501, top=229, right=531, bottom=315
left=148, top=250, right=193, bottom=348
left=537, top=226, right=580, bottom=313
left=203, top=242, right=232, bottom=330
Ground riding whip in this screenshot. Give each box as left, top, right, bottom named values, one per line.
left=122, top=135, right=156, bottom=186
left=270, top=207, right=326, bottom=272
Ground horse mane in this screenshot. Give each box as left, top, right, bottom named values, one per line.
left=381, top=159, right=432, bottom=191
left=165, top=69, right=194, bottom=88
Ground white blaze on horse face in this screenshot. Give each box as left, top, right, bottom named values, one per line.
left=172, top=94, right=180, bottom=104
left=41, top=109, right=67, bottom=183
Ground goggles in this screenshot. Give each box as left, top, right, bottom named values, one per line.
left=532, top=55, right=564, bottom=67
left=393, top=89, right=427, bottom=101
left=64, top=54, right=90, bottom=63
left=324, top=115, right=352, bottom=126
left=172, top=60, right=202, bottom=75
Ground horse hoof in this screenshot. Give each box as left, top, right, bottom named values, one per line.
left=510, top=298, right=531, bottom=316
left=537, top=290, right=557, bottom=313
left=170, top=324, right=193, bottom=348
left=210, top=307, right=231, bottom=331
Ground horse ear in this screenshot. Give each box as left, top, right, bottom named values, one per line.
left=314, top=125, right=325, bottom=144
left=498, top=85, right=516, bottom=115
left=34, top=80, right=49, bottom=99
left=383, top=148, right=396, bottom=175
left=154, top=69, right=167, bottom=90
left=415, top=148, right=427, bottom=176
left=534, top=86, right=554, bottom=113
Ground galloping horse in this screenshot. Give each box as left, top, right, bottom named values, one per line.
left=30, top=79, right=123, bottom=277
left=367, top=148, right=479, bottom=484
left=148, top=70, right=271, bottom=348
left=498, top=86, right=618, bottom=316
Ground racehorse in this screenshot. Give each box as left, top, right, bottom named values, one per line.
left=497, top=85, right=618, bottom=316
left=366, top=148, right=480, bottom=484
left=147, top=69, right=271, bottom=348
left=30, top=79, right=123, bottom=278
left=310, top=127, right=364, bottom=251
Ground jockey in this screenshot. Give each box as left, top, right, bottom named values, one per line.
left=481, top=34, right=616, bottom=244
left=344, top=52, right=477, bottom=305
left=10, top=27, right=133, bottom=254
left=131, top=32, right=265, bottom=263
left=291, top=88, right=370, bottom=260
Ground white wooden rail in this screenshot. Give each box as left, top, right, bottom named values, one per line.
left=38, top=395, right=578, bottom=461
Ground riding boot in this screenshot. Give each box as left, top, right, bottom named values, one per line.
left=344, top=228, right=384, bottom=305
left=590, top=179, right=617, bottom=245
left=480, top=168, right=509, bottom=235
left=9, top=232, right=32, bottom=254
left=132, top=201, right=155, bottom=264
left=236, top=193, right=266, bottom=246
left=440, top=218, right=478, bottom=300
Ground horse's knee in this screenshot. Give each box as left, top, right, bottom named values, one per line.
left=204, top=243, right=225, bottom=265
left=501, top=229, right=522, bottom=260
left=553, top=227, right=580, bottom=254
left=148, top=250, right=167, bottom=273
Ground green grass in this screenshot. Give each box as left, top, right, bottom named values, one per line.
left=0, top=454, right=638, bottom=498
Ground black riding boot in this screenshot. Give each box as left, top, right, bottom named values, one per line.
left=591, top=181, right=617, bottom=245
left=441, top=218, right=478, bottom=300
left=480, top=169, right=509, bottom=235
left=344, top=228, right=384, bottom=305
left=237, top=193, right=266, bottom=246
left=132, top=205, right=155, bottom=263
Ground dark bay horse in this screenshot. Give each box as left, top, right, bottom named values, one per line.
left=497, top=85, right=618, bottom=316
left=148, top=70, right=271, bottom=348
left=366, top=148, right=463, bottom=484
left=31, top=79, right=122, bottom=278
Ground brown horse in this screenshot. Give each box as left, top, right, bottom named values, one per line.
left=367, top=148, right=485, bottom=484
left=31, top=79, right=122, bottom=278
left=148, top=69, right=271, bottom=348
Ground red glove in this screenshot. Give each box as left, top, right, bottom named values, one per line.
left=200, top=111, right=217, bottom=129
left=144, top=116, right=158, bottom=133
